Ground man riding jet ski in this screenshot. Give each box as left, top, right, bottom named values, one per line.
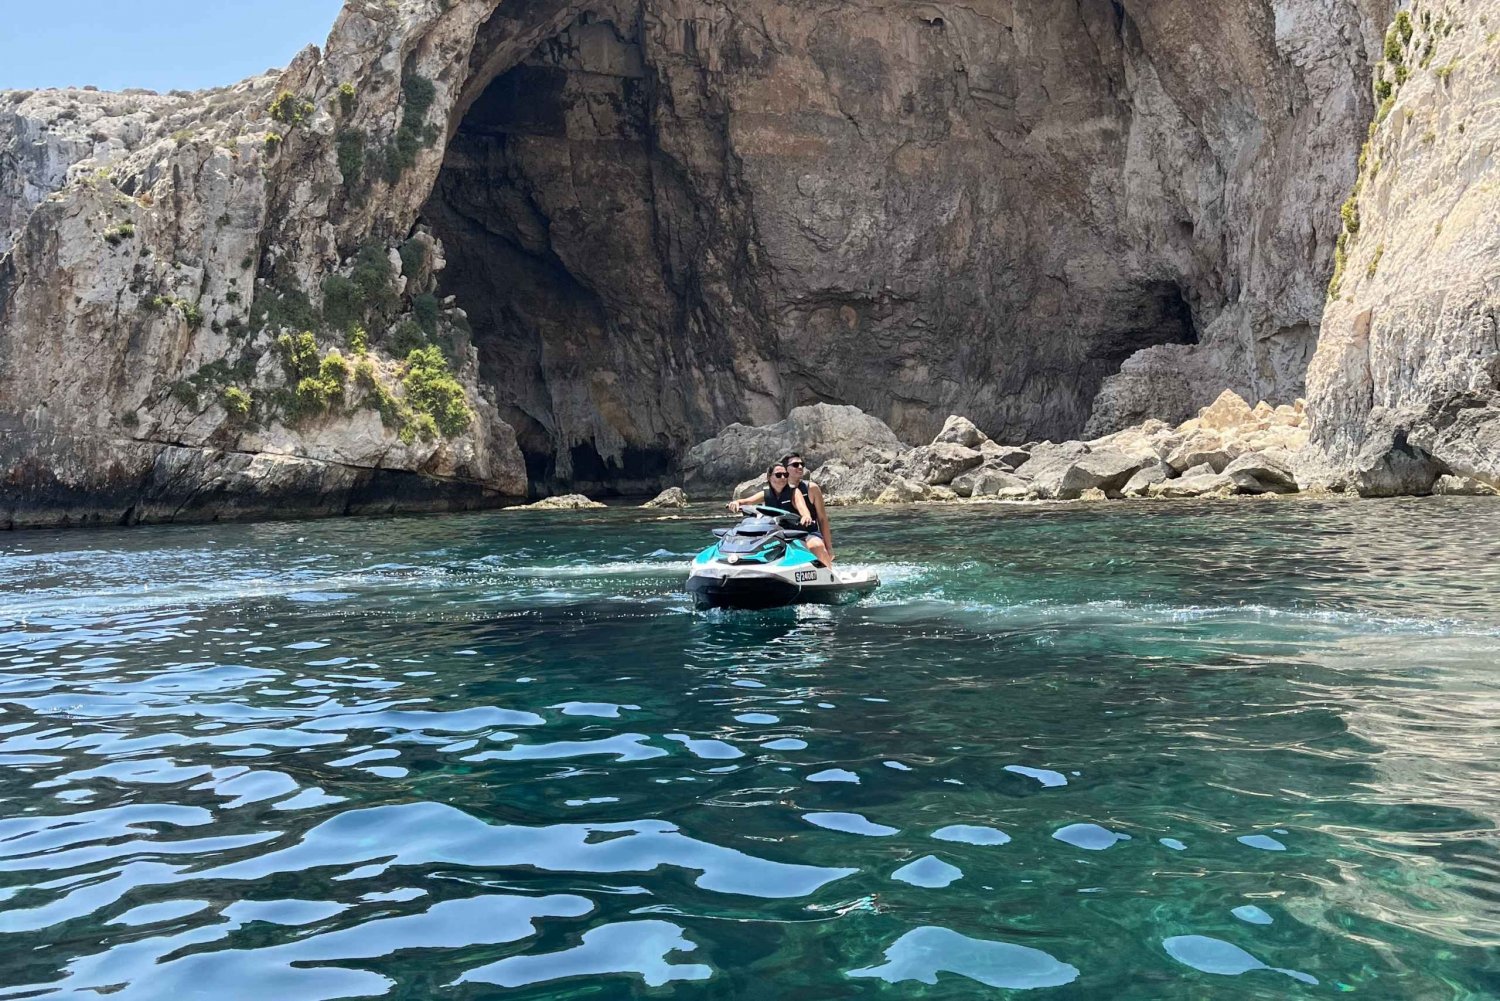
left=686, top=505, right=880, bottom=610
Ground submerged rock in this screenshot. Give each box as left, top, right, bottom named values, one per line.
left=641, top=487, right=688, bottom=509
left=516, top=494, right=607, bottom=510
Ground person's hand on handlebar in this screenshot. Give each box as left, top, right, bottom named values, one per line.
left=727, top=500, right=741, bottom=514
left=800, top=513, right=812, bottom=526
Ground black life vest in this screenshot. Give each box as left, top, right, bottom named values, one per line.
left=765, top=481, right=799, bottom=512
left=766, top=481, right=819, bottom=533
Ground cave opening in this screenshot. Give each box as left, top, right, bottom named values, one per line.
left=419, top=12, right=683, bottom=498
left=1091, top=280, right=1200, bottom=371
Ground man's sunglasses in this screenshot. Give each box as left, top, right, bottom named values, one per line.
left=788, top=461, right=805, bottom=468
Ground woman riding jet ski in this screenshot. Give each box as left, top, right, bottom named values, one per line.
left=686, top=504, right=880, bottom=610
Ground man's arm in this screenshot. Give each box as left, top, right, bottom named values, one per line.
left=791, top=487, right=814, bottom=526
left=810, top=483, right=833, bottom=552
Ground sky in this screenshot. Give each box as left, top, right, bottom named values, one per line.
left=0, top=0, right=346, bottom=92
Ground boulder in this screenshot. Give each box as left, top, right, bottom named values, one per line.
left=875, top=477, right=938, bottom=504
left=1223, top=450, right=1298, bottom=495
left=815, top=460, right=898, bottom=504
left=1120, top=461, right=1173, bottom=497
left=1165, top=430, right=1237, bottom=473
left=1079, top=487, right=1109, bottom=501
left=1350, top=417, right=1443, bottom=497
left=932, top=415, right=987, bottom=449
left=953, top=463, right=1031, bottom=498
left=640, top=487, right=689, bottom=509
left=1432, top=474, right=1500, bottom=496
left=1089, top=419, right=1180, bottom=462
left=732, top=476, right=765, bottom=502
left=681, top=404, right=907, bottom=496
left=1408, top=392, right=1500, bottom=491
left=516, top=494, right=606, bottom=510
left=1179, top=463, right=1217, bottom=479
left=979, top=441, right=1031, bottom=467
left=898, top=442, right=985, bottom=485
left=1197, top=390, right=1256, bottom=431
left=1023, top=442, right=1153, bottom=499
left=1148, top=472, right=1234, bottom=498
left=1011, top=440, right=1085, bottom=478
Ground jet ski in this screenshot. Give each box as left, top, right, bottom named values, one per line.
left=686, top=505, right=881, bottom=610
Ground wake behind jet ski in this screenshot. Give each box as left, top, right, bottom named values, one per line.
left=686, top=505, right=880, bottom=610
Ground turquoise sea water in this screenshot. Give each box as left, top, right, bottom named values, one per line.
left=0, top=498, right=1497, bottom=999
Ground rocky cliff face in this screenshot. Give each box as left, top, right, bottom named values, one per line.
left=1305, top=2, right=1500, bottom=495
left=0, top=0, right=1395, bottom=524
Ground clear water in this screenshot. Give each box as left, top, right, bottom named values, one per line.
left=1, top=498, right=1497, bottom=999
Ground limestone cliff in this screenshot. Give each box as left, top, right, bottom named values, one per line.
left=1306, top=2, right=1500, bottom=495
left=0, top=0, right=1396, bottom=525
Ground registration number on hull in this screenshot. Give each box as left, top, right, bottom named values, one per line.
left=794, top=570, right=818, bottom=583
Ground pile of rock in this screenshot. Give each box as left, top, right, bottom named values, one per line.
left=807, top=391, right=1313, bottom=505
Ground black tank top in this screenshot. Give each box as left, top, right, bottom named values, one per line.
left=766, top=481, right=818, bottom=533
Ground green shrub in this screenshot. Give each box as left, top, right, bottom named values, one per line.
left=268, top=90, right=314, bottom=125
left=1396, top=10, right=1413, bottom=44
left=264, top=131, right=283, bottom=155
left=349, top=324, right=369, bottom=355
left=399, top=237, right=427, bottom=279
left=336, top=128, right=365, bottom=185
left=320, top=349, right=351, bottom=384
left=103, top=221, right=136, bottom=246
left=1435, top=60, right=1459, bottom=82
left=1340, top=194, right=1360, bottom=235
left=275, top=331, right=320, bottom=381
left=322, top=273, right=361, bottom=332
left=1329, top=230, right=1350, bottom=300
left=387, top=317, right=429, bottom=357
left=351, top=242, right=400, bottom=316
left=295, top=374, right=341, bottom=413
left=401, top=345, right=472, bottom=437
left=379, top=73, right=440, bottom=183
left=412, top=292, right=441, bottom=333
left=337, top=82, right=357, bottom=116
left=172, top=381, right=200, bottom=408
left=120, top=410, right=140, bottom=429
left=252, top=282, right=318, bottom=333
left=222, top=386, right=252, bottom=417
left=1366, top=244, right=1385, bottom=278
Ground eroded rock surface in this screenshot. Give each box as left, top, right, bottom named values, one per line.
left=1305, top=4, right=1500, bottom=494
left=1, top=0, right=1399, bottom=525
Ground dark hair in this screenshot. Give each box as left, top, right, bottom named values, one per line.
left=780, top=452, right=804, bottom=466
left=767, top=462, right=788, bottom=483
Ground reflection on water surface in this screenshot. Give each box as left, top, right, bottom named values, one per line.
left=0, top=498, right=1497, bottom=998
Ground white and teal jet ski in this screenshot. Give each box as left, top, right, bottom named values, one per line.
left=686, top=505, right=880, bottom=610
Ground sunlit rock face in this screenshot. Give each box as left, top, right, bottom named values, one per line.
left=0, top=0, right=1393, bottom=519
left=1305, top=2, right=1500, bottom=495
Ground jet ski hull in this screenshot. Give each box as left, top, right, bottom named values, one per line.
left=686, top=564, right=881, bottom=611
left=685, top=505, right=880, bottom=611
